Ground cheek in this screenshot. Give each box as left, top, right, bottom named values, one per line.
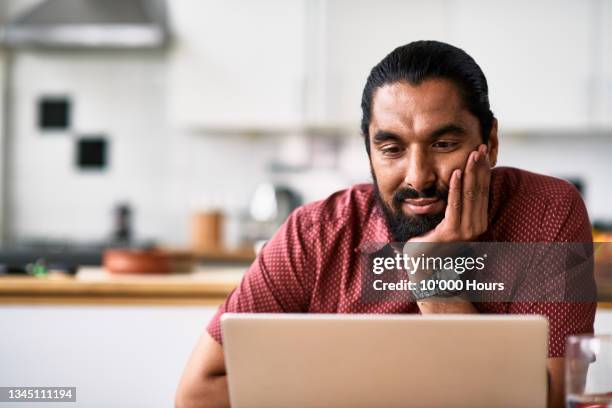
left=434, top=150, right=472, bottom=186
left=371, top=159, right=403, bottom=199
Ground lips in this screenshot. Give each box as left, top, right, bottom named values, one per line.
left=402, top=198, right=444, bottom=215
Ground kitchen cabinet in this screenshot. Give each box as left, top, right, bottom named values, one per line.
left=598, top=0, right=612, bottom=128
left=321, top=0, right=451, bottom=129
left=0, top=305, right=219, bottom=408
left=450, top=0, right=595, bottom=131
left=168, top=0, right=306, bottom=131
left=168, top=0, right=611, bottom=133
left=167, top=0, right=451, bottom=132
left=322, top=0, right=604, bottom=132
left=0, top=265, right=238, bottom=406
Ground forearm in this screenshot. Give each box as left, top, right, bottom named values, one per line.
left=175, top=374, right=229, bottom=408
left=547, top=357, right=565, bottom=408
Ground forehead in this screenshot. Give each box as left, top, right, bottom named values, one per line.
left=370, top=79, right=472, bottom=135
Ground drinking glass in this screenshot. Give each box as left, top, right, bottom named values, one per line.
left=566, top=334, right=612, bottom=408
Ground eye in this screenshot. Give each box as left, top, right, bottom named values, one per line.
left=432, top=141, right=458, bottom=150
left=380, top=145, right=402, bottom=157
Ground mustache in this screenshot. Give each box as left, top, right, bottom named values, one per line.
left=392, top=185, right=448, bottom=209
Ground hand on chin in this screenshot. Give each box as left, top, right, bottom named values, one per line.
left=408, top=144, right=491, bottom=244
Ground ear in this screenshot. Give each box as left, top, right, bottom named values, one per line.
left=487, top=118, right=499, bottom=167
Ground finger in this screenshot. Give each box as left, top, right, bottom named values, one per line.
left=475, top=145, right=491, bottom=233
left=460, top=149, right=479, bottom=236
left=444, top=168, right=462, bottom=232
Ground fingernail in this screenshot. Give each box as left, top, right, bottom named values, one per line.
left=483, top=145, right=488, bottom=154
left=473, top=152, right=479, bottom=163
left=456, top=169, right=462, bottom=179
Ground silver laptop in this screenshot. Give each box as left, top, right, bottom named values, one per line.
left=221, top=313, right=548, bottom=408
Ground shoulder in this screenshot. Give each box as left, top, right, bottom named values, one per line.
left=491, top=166, right=578, bottom=200
left=489, top=167, right=590, bottom=241
left=266, top=183, right=377, bottom=256
left=490, top=166, right=582, bottom=215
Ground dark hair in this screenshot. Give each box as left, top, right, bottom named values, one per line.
left=361, top=40, right=495, bottom=154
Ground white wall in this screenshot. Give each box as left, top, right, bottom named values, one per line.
left=6, top=50, right=281, bottom=245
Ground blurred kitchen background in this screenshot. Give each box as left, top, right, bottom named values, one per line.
left=1, top=1, right=612, bottom=407
left=0, top=0, right=611, bottom=254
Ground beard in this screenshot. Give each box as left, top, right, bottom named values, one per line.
left=372, top=171, right=448, bottom=242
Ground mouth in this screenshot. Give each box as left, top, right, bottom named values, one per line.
left=401, top=198, right=444, bottom=215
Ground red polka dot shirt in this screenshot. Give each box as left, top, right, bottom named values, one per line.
left=207, top=167, right=596, bottom=357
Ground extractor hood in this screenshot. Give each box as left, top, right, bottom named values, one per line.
left=0, top=0, right=168, bottom=49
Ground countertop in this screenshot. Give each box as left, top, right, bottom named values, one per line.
left=1, top=265, right=612, bottom=309
left=0, top=266, right=245, bottom=305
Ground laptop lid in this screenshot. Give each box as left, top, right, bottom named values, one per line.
left=221, top=313, right=548, bottom=408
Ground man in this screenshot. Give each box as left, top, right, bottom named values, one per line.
left=176, top=41, right=595, bottom=408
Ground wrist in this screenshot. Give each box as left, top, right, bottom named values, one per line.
left=410, top=267, right=464, bottom=300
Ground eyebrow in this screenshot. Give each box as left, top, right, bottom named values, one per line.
left=429, top=123, right=467, bottom=139
left=372, top=123, right=467, bottom=144
left=372, top=130, right=401, bottom=144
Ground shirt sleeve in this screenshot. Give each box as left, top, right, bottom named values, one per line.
left=206, top=207, right=315, bottom=344
left=509, top=185, right=596, bottom=357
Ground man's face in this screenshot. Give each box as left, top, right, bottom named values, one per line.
left=368, top=79, right=486, bottom=241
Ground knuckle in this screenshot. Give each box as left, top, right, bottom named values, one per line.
left=464, top=190, right=477, bottom=202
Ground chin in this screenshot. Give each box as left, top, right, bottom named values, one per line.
left=387, top=212, right=445, bottom=242
left=402, top=209, right=444, bottom=219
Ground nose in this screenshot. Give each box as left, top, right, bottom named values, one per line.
left=403, top=147, right=436, bottom=193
